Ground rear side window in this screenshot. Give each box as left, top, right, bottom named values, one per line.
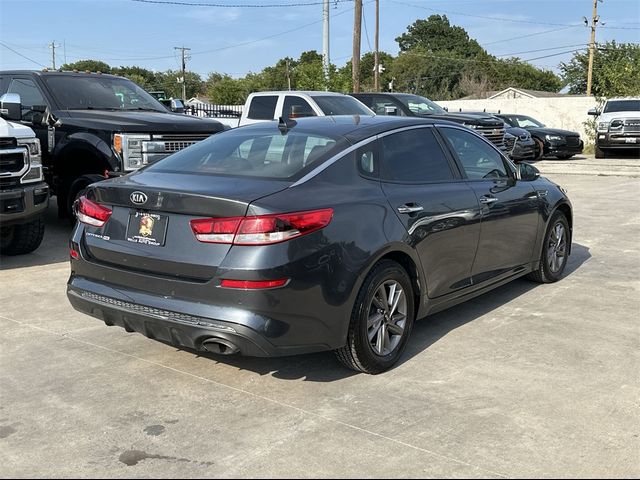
left=380, top=128, right=454, bottom=183
left=439, top=127, right=508, bottom=180
left=247, top=96, right=278, bottom=120
left=146, top=129, right=341, bottom=180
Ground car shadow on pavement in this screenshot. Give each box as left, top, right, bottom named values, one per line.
left=187, top=242, right=591, bottom=382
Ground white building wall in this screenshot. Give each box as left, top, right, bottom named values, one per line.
left=436, top=96, right=599, bottom=142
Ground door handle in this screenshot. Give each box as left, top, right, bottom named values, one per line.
left=397, top=204, right=424, bottom=214
left=479, top=196, right=499, bottom=205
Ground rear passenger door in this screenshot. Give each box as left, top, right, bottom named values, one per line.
left=378, top=126, right=482, bottom=298
left=438, top=126, right=540, bottom=285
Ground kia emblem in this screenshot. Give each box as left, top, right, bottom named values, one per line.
left=130, top=191, right=148, bottom=205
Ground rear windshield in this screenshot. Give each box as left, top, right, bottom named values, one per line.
left=604, top=100, right=640, bottom=113
left=395, top=94, right=446, bottom=115
left=311, top=95, right=373, bottom=116
left=146, top=128, right=343, bottom=179
left=43, top=75, right=166, bottom=112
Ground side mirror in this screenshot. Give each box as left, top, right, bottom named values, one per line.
left=443, top=106, right=449, bottom=112
left=0, top=93, right=22, bottom=121
left=587, top=107, right=600, bottom=116
left=519, top=162, right=540, bottom=182
left=170, top=99, right=185, bottom=113
left=384, top=105, right=398, bottom=116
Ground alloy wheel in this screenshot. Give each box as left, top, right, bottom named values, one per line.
left=368, top=280, right=407, bottom=356
left=547, top=222, right=567, bottom=273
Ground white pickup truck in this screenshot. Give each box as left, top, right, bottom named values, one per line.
left=206, top=91, right=374, bottom=129
left=0, top=93, right=49, bottom=255
left=589, top=97, right=640, bottom=158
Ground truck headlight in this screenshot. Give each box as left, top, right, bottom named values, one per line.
left=597, top=121, right=609, bottom=132
left=113, top=133, right=150, bottom=171
left=17, top=138, right=44, bottom=184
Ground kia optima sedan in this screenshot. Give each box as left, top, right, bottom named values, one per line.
left=67, top=116, right=572, bottom=374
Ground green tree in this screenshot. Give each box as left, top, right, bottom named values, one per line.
left=111, top=66, right=160, bottom=91
left=157, top=70, right=204, bottom=99
left=560, top=41, right=640, bottom=96
left=206, top=73, right=247, bottom=104
left=60, top=59, right=111, bottom=73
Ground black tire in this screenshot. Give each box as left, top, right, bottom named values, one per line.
left=335, top=260, right=415, bottom=374
left=555, top=154, right=573, bottom=160
left=533, top=138, right=545, bottom=160
left=595, top=144, right=605, bottom=159
left=527, top=211, right=570, bottom=283
left=0, top=216, right=45, bottom=256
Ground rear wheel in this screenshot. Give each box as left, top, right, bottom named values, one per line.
left=533, top=138, right=545, bottom=160
left=527, top=211, right=569, bottom=283
left=335, top=260, right=415, bottom=374
left=0, top=216, right=45, bottom=256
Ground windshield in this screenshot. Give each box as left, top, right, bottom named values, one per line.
left=604, top=100, right=640, bottom=113
left=395, top=94, right=446, bottom=115
left=311, top=96, right=373, bottom=116
left=43, top=75, right=167, bottom=112
left=513, top=115, right=545, bottom=128
left=146, top=127, right=343, bottom=180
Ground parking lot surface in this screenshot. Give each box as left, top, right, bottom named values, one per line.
left=1, top=156, right=639, bottom=478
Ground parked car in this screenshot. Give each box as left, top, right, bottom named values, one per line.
left=588, top=97, right=640, bottom=158
left=0, top=93, right=49, bottom=255
left=67, top=115, right=572, bottom=374
left=350, top=92, right=506, bottom=149
left=494, top=114, right=583, bottom=160
left=0, top=70, right=225, bottom=218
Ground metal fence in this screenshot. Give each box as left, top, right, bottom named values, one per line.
left=185, top=103, right=243, bottom=119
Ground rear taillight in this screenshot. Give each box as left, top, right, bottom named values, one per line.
left=75, top=196, right=112, bottom=227
left=220, top=279, right=289, bottom=289
left=190, top=208, right=333, bottom=245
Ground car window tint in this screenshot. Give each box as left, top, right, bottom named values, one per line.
left=7, top=78, right=46, bottom=118
left=380, top=128, right=454, bottom=183
left=247, top=96, right=278, bottom=120
left=372, top=96, right=403, bottom=116
left=284, top=96, right=316, bottom=119
left=440, top=127, right=508, bottom=180
left=147, top=129, right=339, bottom=180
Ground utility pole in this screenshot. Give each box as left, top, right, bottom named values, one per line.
left=174, top=46, right=191, bottom=101
left=352, top=0, right=362, bottom=93
left=48, top=41, right=61, bottom=69
left=286, top=58, right=292, bottom=91
left=586, top=0, right=600, bottom=96
left=374, top=0, right=380, bottom=91
left=322, top=0, right=330, bottom=89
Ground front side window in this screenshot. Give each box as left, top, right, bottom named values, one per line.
left=7, top=78, right=46, bottom=119
left=439, top=127, right=508, bottom=180
left=247, top=95, right=278, bottom=120
left=146, top=128, right=341, bottom=180
left=283, top=96, right=316, bottom=119
left=380, top=128, right=454, bottom=183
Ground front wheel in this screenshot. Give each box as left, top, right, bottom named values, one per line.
left=0, top=216, right=45, bottom=256
left=335, top=260, right=415, bottom=374
left=527, top=212, right=570, bottom=283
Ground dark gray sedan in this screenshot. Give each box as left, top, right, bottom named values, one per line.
left=67, top=116, right=572, bottom=374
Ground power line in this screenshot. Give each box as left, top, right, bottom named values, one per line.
left=131, top=0, right=351, bottom=7
left=0, top=42, right=48, bottom=68
left=484, top=26, right=579, bottom=47
left=496, top=44, right=588, bottom=58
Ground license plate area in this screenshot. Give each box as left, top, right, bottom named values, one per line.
left=126, top=211, right=168, bottom=246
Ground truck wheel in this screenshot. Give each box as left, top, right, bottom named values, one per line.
left=533, top=138, right=545, bottom=160
left=0, top=216, right=45, bottom=256
left=67, top=175, right=103, bottom=221
left=595, top=145, right=605, bottom=159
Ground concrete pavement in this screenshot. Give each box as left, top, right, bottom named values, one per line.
left=1, top=165, right=639, bottom=478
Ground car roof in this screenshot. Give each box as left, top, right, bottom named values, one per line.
left=0, top=70, right=121, bottom=79
left=234, top=115, right=462, bottom=143
left=249, top=91, right=352, bottom=97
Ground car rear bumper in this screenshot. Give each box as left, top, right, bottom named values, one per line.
left=67, top=273, right=342, bottom=358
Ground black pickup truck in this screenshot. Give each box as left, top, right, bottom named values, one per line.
left=350, top=92, right=506, bottom=149
left=0, top=71, right=224, bottom=217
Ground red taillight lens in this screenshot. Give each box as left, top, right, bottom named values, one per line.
left=220, top=278, right=289, bottom=289
left=76, top=196, right=112, bottom=227
left=190, top=209, right=333, bottom=245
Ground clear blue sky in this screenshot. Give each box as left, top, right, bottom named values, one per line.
left=1, top=0, right=638, bottom=79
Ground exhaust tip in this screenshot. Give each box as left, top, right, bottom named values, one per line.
left=201, top=338, right=240, bottom=355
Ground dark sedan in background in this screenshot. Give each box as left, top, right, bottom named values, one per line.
left=495, top=114, right=583, bottom=160
left=67, top=116, right=572, bottom=374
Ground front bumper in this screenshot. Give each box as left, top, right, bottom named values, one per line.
left=0, top=182, right=49, bottom=226
left=510, top=140, right=536, bottom=161
left=597, top=132, right=640, bottom=150
left=544, top=138, right=583, bottom=156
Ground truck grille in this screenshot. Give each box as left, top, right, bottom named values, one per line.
left=475, top=125, right=505, bottom=148
left=566, top=136, right=580, bottom=146
left=0, top=147, right=27, bottom=178
left=142, top=134, right=213, bottom=164
left=0, top=138, right=17, bottom=149
left=623, top=119, right=640, bottom=133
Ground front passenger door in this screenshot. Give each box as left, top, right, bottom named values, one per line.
left=438, top=126, right=541, bottom=285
